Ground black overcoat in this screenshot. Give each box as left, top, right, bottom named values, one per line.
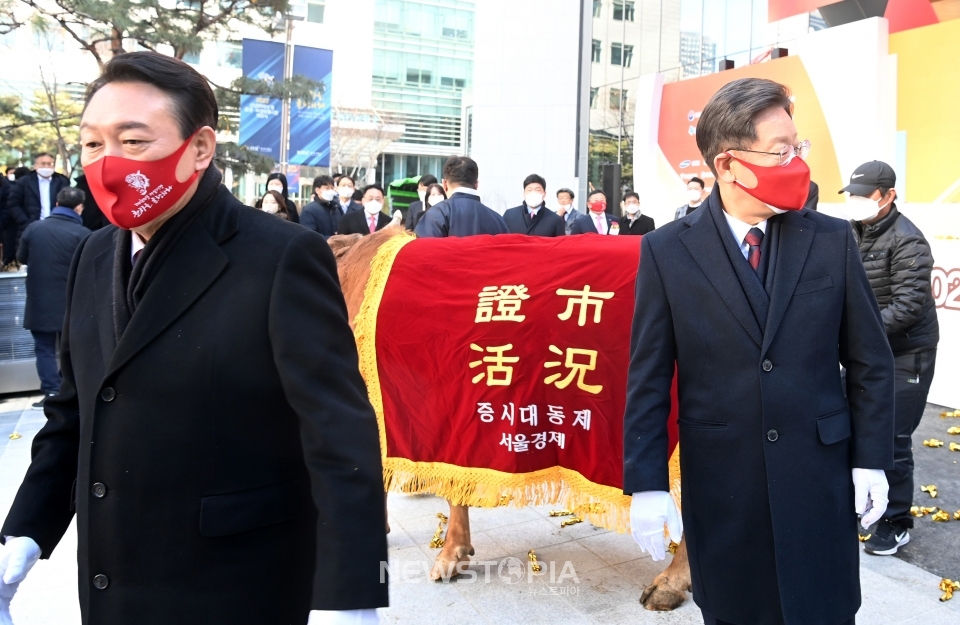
left=623, top=190, right=894, bottom=625
left=617, top=213, right=655, bottom=235
left=503, top=204, right=565, bottom=236
left=1, top=186, right=388, bottom=624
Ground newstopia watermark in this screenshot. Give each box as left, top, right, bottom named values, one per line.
left=381, top=556, right=580, bottom=591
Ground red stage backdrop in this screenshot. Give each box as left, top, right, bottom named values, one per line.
left=354, top=232, right=679, bottom=531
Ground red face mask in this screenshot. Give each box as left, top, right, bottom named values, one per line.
left=727, top=152, right=810, bottom=211
left=84, top=133, right=200, bottom=230
left=588, top=200, right=606, bottom=213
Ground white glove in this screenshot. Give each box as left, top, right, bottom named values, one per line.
left=308, top=609, right=379, bottom=625
left=852, top=468, right=889, bottom=529
left=390, top=210, right=403, bottom=226
left=0, top=536, right=41, bottom=624
left=630, top=491, right=682, bottom=561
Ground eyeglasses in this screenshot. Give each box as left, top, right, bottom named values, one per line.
left=729, top=139, right=810, bottom=167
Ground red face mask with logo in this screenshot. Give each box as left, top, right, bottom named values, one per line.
left=84, top=133, right=200, bottom=230
left=588, top=200, right=606, bottom=214
left=726, top=152, right=810, bottom=211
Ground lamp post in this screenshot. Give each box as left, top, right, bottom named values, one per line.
left=278, top=13, right=304, bottom=174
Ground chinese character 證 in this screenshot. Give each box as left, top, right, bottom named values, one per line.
left=556, top=285, right=614, bottom=326
left=543, top=345, right=603, bottom=394
left=476, top=285, right=531, bottom=323
left=573, top=409, right=591, bottom=430
left=520, top=404, right=538, bottom=427
left=547, top=405, right=565, bottom=425
left=470, top=343, right=519, bottom=386
left=477, top=402, right=494, bottom=423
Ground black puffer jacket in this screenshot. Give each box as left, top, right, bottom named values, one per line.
left=853, top=204, right=938, bottom=355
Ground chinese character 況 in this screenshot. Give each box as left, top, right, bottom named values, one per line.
left=556, top=286, right=614, bottom=326
left=476, top=285, right=531, bottom=323
left=470, top=343, right=519, bottom=386
left=543, top=345, right=603, bottom=394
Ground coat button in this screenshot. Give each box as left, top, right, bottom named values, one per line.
left=92, top=483, right=107, bottom=498
left=101, top=387, right=116, bottom=402
left=762, top=360, right=773, bottom=372
left=93, top=574, right=109, bottom=590
left=767, top=429, right=779, bottom=442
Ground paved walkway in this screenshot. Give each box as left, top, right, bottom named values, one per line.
left=2, top=393, right=959, bottom=624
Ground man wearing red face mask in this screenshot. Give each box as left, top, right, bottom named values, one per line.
left=569, top=190, right=618, bottom=235
left=0, top=52, right=387, bottom=625
left=623, top=78, right=894, bottom=625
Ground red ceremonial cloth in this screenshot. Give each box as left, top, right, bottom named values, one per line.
left=370, top=233, right=678, bottom=497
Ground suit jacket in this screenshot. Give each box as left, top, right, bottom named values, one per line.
left=0, top=186, right=388, bottom=624
left=674, top=203, right=704, bottom=221
left=623, top=187, right=894, bottom=625
left=405, top=200, right=424, bottom=230
left=7, top=171, right=71, bottom=226
left=17, top=209, right=90, bottom=332
left=414, top=191, right=508, bottom=237
left=337, top=209, right=392, bottom=236
left=300, top=198, right=341, bottom=239
left=617, top=213, right=655, bottom=235
left=503, top=204, right=565, bottom=236
left=569, top=211, right=617, bottom=235
left=74, top=175, right=107, bottom=231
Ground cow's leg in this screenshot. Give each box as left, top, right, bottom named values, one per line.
left=429, top=502, right=474, bottom=581
left=639, top=535, right=691, bottom=610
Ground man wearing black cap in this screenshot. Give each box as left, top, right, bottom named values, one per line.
left=840, top=160, right=939, bottom=557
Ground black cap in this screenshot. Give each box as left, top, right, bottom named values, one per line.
left=838, top=161, right=896, bottom=196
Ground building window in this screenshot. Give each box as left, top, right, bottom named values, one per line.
left=623, top=44, right=633, bottom=67
left=609, top=88, right=627, bottom=109
left=611, top=42, right=621, bottom=66
left=217, top=41, right=242, bottom=68
left=183, top=49, right=201, bottom=64
left=306, top=1, right=325, bottom=24
left=590, top=87, right=599, bottom=109
left=591, top=39, right=601, bottom=63
left=613, top=1, right=634, bottom=21
left=440, top=77, right=466, bottom=88
left=593, top=0, right=602, bottom=17
left=406, top=68, right=432, bottom=85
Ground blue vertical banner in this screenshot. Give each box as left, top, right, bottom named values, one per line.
left=239, top=39, right=285, bottom=159
left=288, top=45, right=333, bottom=167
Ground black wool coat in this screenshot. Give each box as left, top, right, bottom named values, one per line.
left=1, top=187, right=388, bottom=624
left=617, top=213, right=655, bottom=235
left=6, top=171, right=70, bottom=226
left=623, top=189, right=895, bottom=625
left=503, top=204, right=565, bottom=236
left=17, top=210, right=90, bottom=332
left=300, top=198, right=340, bottom=238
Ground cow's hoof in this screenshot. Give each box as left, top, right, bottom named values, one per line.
left=429, top=543, right=475, bottom=581
left=640, top=576, right=687, bottom=611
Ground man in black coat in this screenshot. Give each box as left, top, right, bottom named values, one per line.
left=624, top=78, right=894, bottom=625
left=415, top=156, right=507, bottom=237
left=337, top=184, right=393, bottom=235
left=0, top=52, right=387, bottom=625
left=840, top=161, right=939, bottom=556
left=1, top=167, right=29, bottom=265
left=503, top=173, right=565, bottom=236
left=569, top=190, right=618, bottom=235
left=74, top=174, right=108, bottom=230
left=299, top=174, right=340, bottom=238
left=6, top=153, right=70, bottom=257
left=17, top=187, right=91, bottom=406
left=405, top=173, right=437, bottom=231
left=617, top=191, right=655, bottom=235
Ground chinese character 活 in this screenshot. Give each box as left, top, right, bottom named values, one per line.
left=573, top=409, right=591, bottom=430
left=520, top=404, right=538, bottom=427
left=470, top=343, right=519, bottom=386
left=556, top=285, right=614, bottom=326
left=477, top=402, right=494, bottom=423
left=476, top=285, right=531, bottom=323
left=547, top=405, right=565, bottom=425
left=543, top=345, right=603, bottom=394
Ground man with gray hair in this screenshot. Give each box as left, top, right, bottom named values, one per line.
left=17, top=186, right=90, bottom=407
left=623, top=77, right=895, bottom=625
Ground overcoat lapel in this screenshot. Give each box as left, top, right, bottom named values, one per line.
left=709, top=203, right=770, bottom=327
left=679, top=202, right=763, bottom=348
left=94, top=232, right=122, bottom=368
left=762, top=211, right=815, bottom=356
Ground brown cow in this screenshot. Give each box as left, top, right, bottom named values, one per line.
left=331, top=226, right=690, bottom=611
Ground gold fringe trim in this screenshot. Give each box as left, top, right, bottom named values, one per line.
left=353, top=230, right=683, bottom=532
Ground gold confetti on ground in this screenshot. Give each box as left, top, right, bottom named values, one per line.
left=668, top=541, right=680, bottom=554
left=859, top=534, right=872, bottom=542
left=921, top=484, right=939, bottom=498
left=941, top=410, right=960, bottom=418
left=429, top=512, right=448, bottom=549
left=911, top=506, right=938, bottom=517
left=954, top=510, right=960, bottom=521
left=527, top=550, right=543, bottom=573
left=932, top=510, right=950, bottom=522
left=560, top=517, right=582, bottom=528
left=948, top=427, right=960, bottom=435
left=8, top=432, right=21, bottom=440
left=548, top=510, right=574, bottom=517
left=923, top=439, right=945, bottom=448
left=940, top=578, right=960, bottom=602
left=950, top=442, right=960, bottom=452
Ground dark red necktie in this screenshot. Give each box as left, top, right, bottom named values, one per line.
left=744, top=227, right=763, bottom=271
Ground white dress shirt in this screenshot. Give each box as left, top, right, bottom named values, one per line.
left=722, top=210, right=767, bottom=260
left=38, top=176, right=52, bottom=219
left=131, top=231, right=146, bottom=263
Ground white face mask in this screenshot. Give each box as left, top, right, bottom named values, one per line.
left=262, top=199, right=279, bottom=214
left=320, top=189, right=337, bottom=202
left=624, top=203, right=641, bottom=215
left=7, top=173, right=15, bottom=181
left=845, top=194, right=888, bottom=222
left=418, top=190, right=427, bottom=203
left=338, top=186, right=354, bottom=198
left=267, top=183, right=283, bottom=194
left=36, top=167, right=55, bottom=178
left=524, top=192, right=544, bottom=208
left=363, top=200, right=383, bottom=215
left=427, top=195, right=445, bottom=206
left=687, top=189, right=703, bottom=204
